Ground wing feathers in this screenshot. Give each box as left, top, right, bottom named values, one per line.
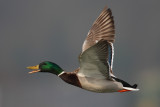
left=79, top=6, right=115, bottom=78
left=78, top=40, right=111, bottom=79
left=82, top=6, right=115, bottom=52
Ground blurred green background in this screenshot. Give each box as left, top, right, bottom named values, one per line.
left=0, top=0, right=160, bottom=107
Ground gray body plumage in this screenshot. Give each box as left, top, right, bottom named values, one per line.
left=78, top=76, right=123, bottom=93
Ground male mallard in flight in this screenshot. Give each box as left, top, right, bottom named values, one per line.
left=27, top=6, right=139, bottom=93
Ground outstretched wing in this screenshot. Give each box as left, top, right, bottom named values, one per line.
left=82, top=6, right=115, bottom=72
left=82, top=6, right=115, bottom=52
left=78, top=40, right=112, bottom=79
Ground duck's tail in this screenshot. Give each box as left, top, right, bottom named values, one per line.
left=112, top=77, right=140, bottom=92
left=118, top=84, right=139, bottom=92
left=132, top=84, right=138, bottom=88
left=123, top=86, right=140, bottom=91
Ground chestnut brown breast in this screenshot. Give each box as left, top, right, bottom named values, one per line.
left=59, top=72, right=82, bottom=88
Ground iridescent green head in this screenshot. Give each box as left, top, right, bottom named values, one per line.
left=27, top=61, right=63, bottom=75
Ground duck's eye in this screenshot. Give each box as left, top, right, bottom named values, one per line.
left=42, top=63, right=47, bottom=65
left=39, top=62, right=47, bottom=68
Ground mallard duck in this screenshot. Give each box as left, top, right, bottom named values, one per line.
left=27, top=6, right=139, bottom=93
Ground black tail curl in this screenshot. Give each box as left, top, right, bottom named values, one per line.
left=112, top=76, right=138, bottom=89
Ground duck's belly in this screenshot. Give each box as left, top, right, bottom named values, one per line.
left=78, top=76, right=123, bottom=93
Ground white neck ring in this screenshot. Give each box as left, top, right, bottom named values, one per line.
left=58, top=71, right=65, bottom=76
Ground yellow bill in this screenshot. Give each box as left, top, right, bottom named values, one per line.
left=26, top=65, right=40, bottom=74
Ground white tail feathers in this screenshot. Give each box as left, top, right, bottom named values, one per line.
left=123, top=87, right=140, bottom=91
